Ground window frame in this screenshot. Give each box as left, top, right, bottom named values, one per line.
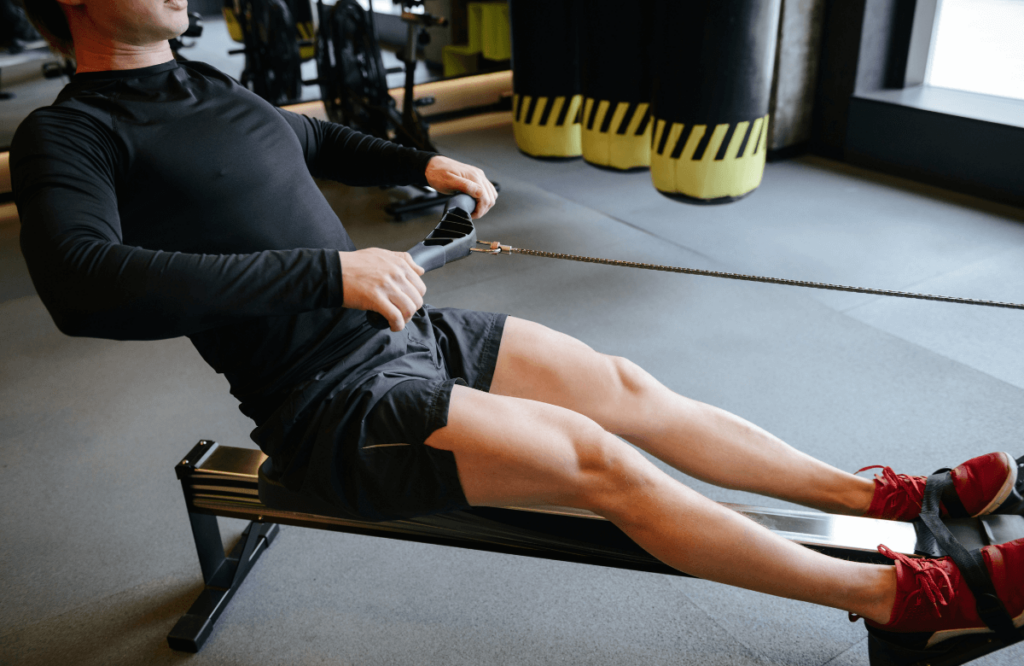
left=815, top=0, right=1024, bottom=208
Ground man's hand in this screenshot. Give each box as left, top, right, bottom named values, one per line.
left=424, top=155, right=498, bottom=219
left=340, top=248, right=426, bottom=332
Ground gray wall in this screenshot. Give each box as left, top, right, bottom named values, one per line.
left=768, top=0, right=827, bottom=152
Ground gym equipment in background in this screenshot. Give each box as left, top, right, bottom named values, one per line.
left=508, top=0, right=583, bottom=158
left=316, top=0, right=440, bottom=152
left=442, top=1, right=511, bottom=78
left=169, top=440, right=1024, bottom=664
left=649, top=0, right=782, bottom=203
left=223, top=0, right=312, bottom=105
left=579, top=0, right=653, bottom=171
left=318, top=0, right=498, bottom=220
left=221, top=0, right=494, bottom=220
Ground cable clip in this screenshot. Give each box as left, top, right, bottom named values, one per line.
left=471, top=240, right=511, bottom=255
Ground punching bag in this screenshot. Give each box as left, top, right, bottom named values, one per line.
left=509, top=0, right=583, bottom=158
left=650, top=0, right=781, bottom=203
left=579, top=0, right=654, bottom=170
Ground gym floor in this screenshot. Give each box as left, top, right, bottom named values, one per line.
left=2, top=117, right=1023, bottom=664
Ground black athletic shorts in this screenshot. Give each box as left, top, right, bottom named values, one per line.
left=250, top=306, right=507, bottom=522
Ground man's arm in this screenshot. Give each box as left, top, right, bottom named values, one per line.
left=13, top=110, right=346, bottom=340
left=276, top=109, right=434, bottom=187
left=276, top=110, right=498, bottom=218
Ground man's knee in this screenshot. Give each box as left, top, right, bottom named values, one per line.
left=605, top=355, right=659, bottom=404
left=564, top=422, right=659, bottom=512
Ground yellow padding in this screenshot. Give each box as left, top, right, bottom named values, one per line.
left=466, top=3, right=484, bottom=52
left=297, top=21, right=315, bottom=60
left=650, top=114, right=769, bottom=200
left=443, top=44, right=480, bottom=78
left=512, top=93, right=583, bottom=158
left=581, top=98, right=651, bottom=170
left=222, top=11, right=315, bottom=59
left=223, top=8, right=244, bottom=43
left=478, top=2, right=511, bottom=61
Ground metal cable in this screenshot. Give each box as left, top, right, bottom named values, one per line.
left=500, top=246, right=1024, bottom=311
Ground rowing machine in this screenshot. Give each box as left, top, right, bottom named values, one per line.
left=168, top=440, right=1024, bottom=664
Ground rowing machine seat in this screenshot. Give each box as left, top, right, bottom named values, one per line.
left=257, top=457, right=364, bottom=520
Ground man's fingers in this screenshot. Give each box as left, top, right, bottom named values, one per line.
left=378, top=301, right=405, bottom=332
left=458, top=178, right=491, bottom=219
left=398, top=272, right=426, bottom=308
left=379, top=290, right=418, bottom=332
left=398, top=253, right=427, bottom=297
left=471, top=171, right=497, bottom=218
left=402, top=252, right=425, bottom=276
left=388, top=290, right=420, bottom=329
left=423, top=156, right=496, bottom=219
left=411, top=272, right=427, bottom=297
left=449, top=176, right=481, bottom=214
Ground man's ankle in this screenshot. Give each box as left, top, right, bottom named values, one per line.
left=857, top=565, right=898, bottom=625
left=839, top=475, right=876, bottom=516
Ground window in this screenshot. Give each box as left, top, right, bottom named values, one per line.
left=926, top=0, right=1024, bottom=101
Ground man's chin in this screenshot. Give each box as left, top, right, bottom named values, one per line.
left=169, top=15, right=191, bottom=39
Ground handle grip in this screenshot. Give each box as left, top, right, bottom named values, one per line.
left=367, top=195, right=478, bottom=329
left=444, top=193, right=477, bottom=218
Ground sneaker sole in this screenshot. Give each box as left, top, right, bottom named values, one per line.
left=925, top=606, right=1024, bottom=648
left=973, top=452, right=1018, bottom=517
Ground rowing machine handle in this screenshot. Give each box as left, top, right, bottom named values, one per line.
left=366, top=194, right=478, bottom=329
left=445, top=192, right=477, bottom=218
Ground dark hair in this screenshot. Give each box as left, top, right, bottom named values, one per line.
left=16, top=0, right=74, bottom=57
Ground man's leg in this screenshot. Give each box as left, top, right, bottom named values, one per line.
left=425, top=385, right=896, bottom=623
left=488, top=317, right=875, bottom=515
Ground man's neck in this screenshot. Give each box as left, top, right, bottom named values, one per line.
left=73, top=35, right=175, bottom=73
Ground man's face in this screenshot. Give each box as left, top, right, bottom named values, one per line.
left=72, top=0, right=190, bottom=46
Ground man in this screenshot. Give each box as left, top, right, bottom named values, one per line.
left=11, top=0, right=1024, bottom=655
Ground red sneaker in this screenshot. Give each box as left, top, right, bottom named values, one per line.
left=860, top=452, right=1019, bottom=522
left=861, top=539, right=1024, bottom=648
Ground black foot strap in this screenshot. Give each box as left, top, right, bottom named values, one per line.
left=931, top=466, right=970, bottom=518
left=919, top=473, right=1020, bottom=645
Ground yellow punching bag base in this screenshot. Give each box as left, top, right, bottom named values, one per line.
left=513, top=93, right=583, bottom=159
left=580, top=98, right=652, bottom=171
left=650, top=114, right=769, bottom=205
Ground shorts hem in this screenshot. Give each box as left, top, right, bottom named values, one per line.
left=424, top=376, right=465, bottom=443
left=474, top=312, right=508, bottom=393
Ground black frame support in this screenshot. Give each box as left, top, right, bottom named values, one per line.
left=168, top=442, right=280, bottom=653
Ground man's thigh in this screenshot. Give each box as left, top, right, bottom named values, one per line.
left=489, top=317, right=661, bottom=436
left=425, top=385, right=653, bottom=509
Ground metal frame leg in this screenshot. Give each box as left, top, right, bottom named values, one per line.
left=167, top=514, right=279, bottom=652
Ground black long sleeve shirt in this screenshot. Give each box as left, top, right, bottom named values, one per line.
left=12, top=59, right=435, bottom=422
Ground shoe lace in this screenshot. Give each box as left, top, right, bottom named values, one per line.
left=857, top=465, right=926, bottom=519
left=848, top=544, right=956, bottom=623
left=886, top=544, right=955, bottom=617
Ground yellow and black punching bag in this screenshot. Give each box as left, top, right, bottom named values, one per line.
left=579, top=0, right=654, bottom=170
left=650, top=0, right=781, bottom=203
left=509, top=0, right=583, bottom=159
